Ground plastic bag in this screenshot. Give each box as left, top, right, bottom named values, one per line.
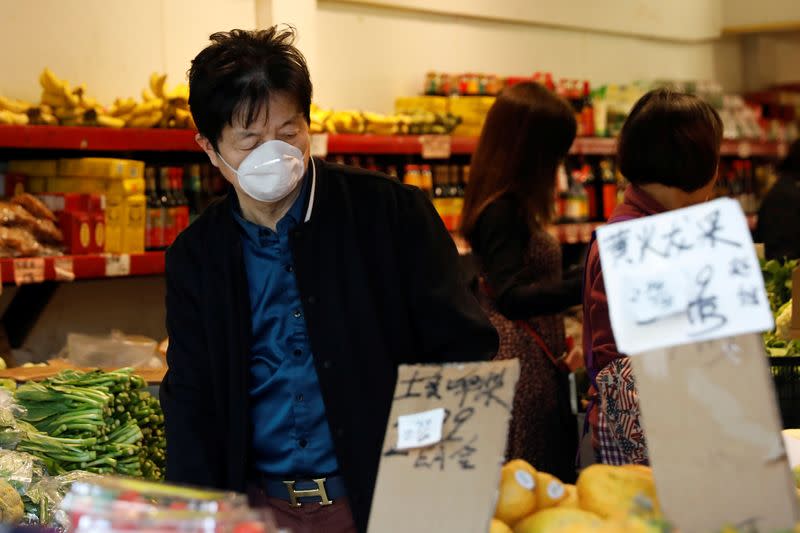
left=62, top=331, right=161, bottom=369
left=0, top=389, right=27, bottom=451
left=26, top=471, right=103, bottom=529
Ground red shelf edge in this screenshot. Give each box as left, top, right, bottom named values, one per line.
left=0, top=126, right=786, bottom=158
left=1, top=252, right=165, bottom=285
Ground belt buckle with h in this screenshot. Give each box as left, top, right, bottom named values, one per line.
left=283, top=478, right=334, bottom=507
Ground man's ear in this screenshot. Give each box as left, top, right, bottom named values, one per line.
left=196, top=134, right=220, bottom=168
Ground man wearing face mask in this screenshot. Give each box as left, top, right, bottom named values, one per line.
left=161, top=27, right=498, bottom=533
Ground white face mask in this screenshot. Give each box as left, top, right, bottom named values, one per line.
left=218, top=140, right=305, bottom=203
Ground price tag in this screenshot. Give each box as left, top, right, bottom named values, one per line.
left=310, top=133, right=329, bottom=158
left=53, top=257, right=75, bottom=282
left=420, top=135, right=452, bottom=159
left=13, top=258, right=45, bottom=285
left=737, top=141, right=752, bottom=159
left=396, top=407, right=445, bottom=450
left=596, top=198, right=773, bottom=354
left=105, top=254, right=131, bottom=277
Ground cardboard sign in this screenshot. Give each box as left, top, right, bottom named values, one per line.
left=368, top=360, right=520, bottom=533
left=13, top=258, right=45, bottom=285
left=420, top=135, right=452, bottom=159
left=596, top=198, right=773, bottom=354
left=631, top=335, right=797, bottom=532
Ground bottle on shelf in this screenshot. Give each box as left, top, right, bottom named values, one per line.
left=582, top=163, right=599, bottom=220
left=172, top=167, right=190, bottom=235
left=420, top=164, right=434, bottom=198
left=566, top=167, right=589, bottom=223
left=145, top=166, right=164, bottom=251
left=425, top=72, right=439, bottom=96
left=403, top=164, right=422, bottom=189
left=599, top=158, right=618, bottom=220
left=556, top=163, right=570, bottom=223
left=187, top=163, right=204, bottom=222
left=159, top=167, right=178, bottom=247
left=449, top=165, right=464, bottom=231
left=581, top=81, right=595, bottom=137
left=432, top=165, right=448, bottom=227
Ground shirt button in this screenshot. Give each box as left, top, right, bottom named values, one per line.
left=285, top=265, right=294, bottom=273
left=299, top=439, right=308, bottom=448
left=296, top=393, right=304, bottom=402
left=293, top=349, right=302, bottom=357
left=293, top=310, right=302, bottom=319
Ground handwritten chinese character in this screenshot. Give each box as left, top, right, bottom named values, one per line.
left=603, top=229, right=632, bottom=265
left=645, top=280, right=673, bottom=311
left=730, top=257, right=752, bottom=277
left=443, top=407, right=475, bottom=443
left=395, top=370, right=426, bottom=400
left=738, top=286, right=760, bottom=307
left=424, top=372, right=443, bottom=400
left=698, top=210, right=741, bottom=249
left=414, top=444, right=445, bottom=471
left=638, top=225, right=669, bottom=261
left=448, top=435, right=479, bottom=470
left=447, top=370, right=509, bottom=410
left=661, top=224, right=693, bottom=256
left=687, top=266, right=728, bottom=336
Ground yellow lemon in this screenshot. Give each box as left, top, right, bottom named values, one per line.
left=558, top=484, right=579, bottom=509
left=535, top=472, right=568, bottom=509
left=576, top=464, right=661, bottom=520
left=513, top=508, right=603, bottom=533
left=495, top=460, right=539, bottom=525
left=490, top=518, right=514, bottom=533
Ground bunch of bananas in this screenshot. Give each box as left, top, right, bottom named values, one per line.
left=39, top=68, right=122, bottom=127
left=0, top=95, right=32, bottom=125
left=107, top=73, right=193, bottom=129
left=309, top=104, right=460, bottom=136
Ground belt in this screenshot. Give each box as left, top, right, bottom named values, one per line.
left=254, top=474, right=348, bottom=507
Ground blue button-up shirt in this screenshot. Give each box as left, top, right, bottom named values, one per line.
left=232, top=172, right=339, bottom=476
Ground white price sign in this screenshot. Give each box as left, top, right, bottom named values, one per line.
left=310, top=133, right=329, bottom=158
left=13, top=258, right=45, bottom=285
left=596, top=198, right=773, bottom=354
left=396, top=407, right=445, bottom=450
left=104, top=254, right=131, bottom=277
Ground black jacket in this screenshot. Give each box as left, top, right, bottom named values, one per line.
left=756, top=172, right=800, bottom=261
left=160, top=158, right=498, bottom=532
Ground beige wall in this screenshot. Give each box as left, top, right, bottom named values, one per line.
left=328, top=0, right=724, bottom=41
left=312, top=1, right=742, bottom=112
left=742, top=32, right=800, bottom=91
left=724, top=0, right=800, bottom=30
left=0, top=0, right=256, bottom=104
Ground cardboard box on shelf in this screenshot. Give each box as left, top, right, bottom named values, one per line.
left=37, top=193, right=103, bottom=255
left=448, top=96, right=495, bottom=124
left=8, top=160, right=58, bottom=177
left=395, top=96, right=450, bottom=115
left=58, top=158, right=145, bottom=180
left=122, top=194, right=146, bottom=254
left=1, top=172, right=27, bottom=197
left=89, top=195, right=106, bottom=254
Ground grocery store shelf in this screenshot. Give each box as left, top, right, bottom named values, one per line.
left=0, top=126, right=787, bottom=158
left=0, top=252, right=165, bottom=285
left=0, top=125, right=199, bottom=152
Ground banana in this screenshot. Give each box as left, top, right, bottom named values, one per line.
left=0, top=95, right=32, bottom=114
left=130, top=99, right=164, bottom=116
left=54, top=106, right=85, bottom=121
left=165, top=83, right=189, bottom=106
left=0, top=110, right=29, bottom=125
left=26, top=106, right=58, bottom=125
left=174, top=108, right=193, bottom=129
left=39, top=68, right=66, bottom=95
left=40, top=91, right=69, bottom=109
left=142, top=88, right=155, bottom=102
left=149, top=73, right=167, bottom=99
left=96, top=114, right=126, bottom=128
left=109, top=97, right=137, bottom=117
left=127, top=111, right=163, bottom=128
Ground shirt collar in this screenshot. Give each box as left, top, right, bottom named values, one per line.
left=231, top=158, right=315, bottom=244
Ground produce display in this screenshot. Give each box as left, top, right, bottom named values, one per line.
left=0, top=69, right=193, bottom=129
left=4, top=369, right=165, bottom=481
left=0, top=193, right=64, bottom=257
left=762, top=258, right=798, bottom=357
left=309, top=103, right=461, bottom=136
left=492, top=460, right=668, bottom=533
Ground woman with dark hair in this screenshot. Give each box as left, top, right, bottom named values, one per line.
left=756, top=138, right=800, bottom=260
left=462, top=82, right=582, bottom=481
left=584, top=88, right=723, bottom=465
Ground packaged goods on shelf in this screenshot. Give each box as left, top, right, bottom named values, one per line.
left=57, top=158, right=144, bottom=180
left=449, top=96, right=496, bottom=137
left=37, top=193, right=105, bottom=255
left=0, top=194, right=63, bottom=258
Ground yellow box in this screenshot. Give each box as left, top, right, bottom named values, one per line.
left=395, top=96, right=449, bottom=115
left=105, top=194, right=124, bottom=254
left=452, top=124, right=485, bottom=137
left=122, top=194, right=146, bottom=254
left=58, top=158, right=145, bottom=180
left=107, top=178, right=145, bottom=196
left=448, top=96, right=496, bottom=125
left=27, top=176, right=47, bottom=194
left=8, top=160, right=58, bottom=177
